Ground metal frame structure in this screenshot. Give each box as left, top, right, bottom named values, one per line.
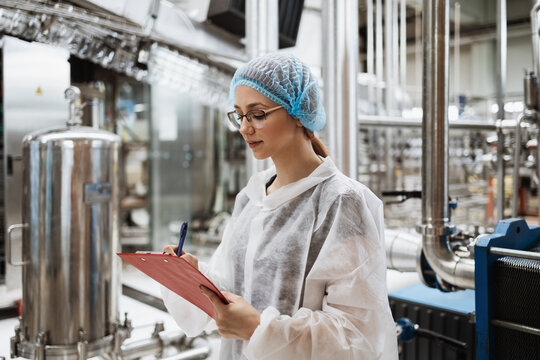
left=475, top=219, right=540, bottom=360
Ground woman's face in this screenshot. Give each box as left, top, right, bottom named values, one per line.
left=234, top=85, right=301, bottom=160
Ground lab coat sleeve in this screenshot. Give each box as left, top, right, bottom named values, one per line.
left=161, top=192, right=248, bottom=337
left=243, top=193, right=398, bottom=360
left=160, top=237, right=236, bottom=336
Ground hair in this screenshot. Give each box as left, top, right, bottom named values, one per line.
left=303, top=128, right=329, bottom=158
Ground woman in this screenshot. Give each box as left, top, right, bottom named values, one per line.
left=162, top=53, right=398, bottom=359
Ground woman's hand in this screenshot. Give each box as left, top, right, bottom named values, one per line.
left=200, top=286, right=261, bottom=340
left=162, top=245, right=198, bottom=269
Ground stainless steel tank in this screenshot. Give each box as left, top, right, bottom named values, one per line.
left=9, top=87, right=126, bottom=359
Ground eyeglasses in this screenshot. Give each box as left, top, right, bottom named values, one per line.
left=227, top=105, right=283, bottom=130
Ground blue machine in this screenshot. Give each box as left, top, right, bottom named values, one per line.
left=393, top=218, right=540, bottom=360
left=475, top=218, right=540, bottom=360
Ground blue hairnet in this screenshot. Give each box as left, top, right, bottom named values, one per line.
left=229, top=53, right=326, bottom=132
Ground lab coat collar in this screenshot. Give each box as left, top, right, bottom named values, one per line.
left=245, top=156, right=338, bottom=209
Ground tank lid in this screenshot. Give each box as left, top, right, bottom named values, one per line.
left=23, top=125, right=121, bottom=144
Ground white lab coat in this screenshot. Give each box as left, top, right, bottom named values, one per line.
left=162, top=157, right=398, bottom=359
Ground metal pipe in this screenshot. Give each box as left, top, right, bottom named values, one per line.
left=454, top=2, right=461, bottom=103
left=393, top=0, right=399, bottom=111
left=159, top=338, right=211, bottom=360
left=367, top=0, right=375, bottom=104
left=420, top=0, right=475, bottom=290
left=385, top=229, right=422, bottom=272
left=512, top=113, right=528, bottom=217
left=322, top=0, right=338, bottom=163
left=376, top=0, right=384, bottom=113
left=322, top=0, right=359, bottom=179
left=0, top=0, right=247, bottom=64
left=489, top=246, right=540, bottom=260
left=531, top=1, right=540, bottom=78
left=357, top=115, right=498, bottom=130
left=415, top=6, right=422, bottom=93
left=120, top=330, right=208, bottom=360
left=385, top=0, right=394, bottom=114
left=246, top=0, right=278, bottom=58
left=400, top=0, right=407, bottom=101
left=245, top=0, right=279, bottom=178
left=496, top=0, right=507, bottom=221
left=491, top=319, right=540, bottom=336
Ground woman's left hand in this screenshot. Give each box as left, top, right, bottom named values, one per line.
left=200, top=286, right=261, bottom=340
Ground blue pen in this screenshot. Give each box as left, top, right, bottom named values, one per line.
left=177, top=221, right=188, bottom=257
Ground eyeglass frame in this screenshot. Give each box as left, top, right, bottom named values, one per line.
left=227, top=105, right=284, bottom=129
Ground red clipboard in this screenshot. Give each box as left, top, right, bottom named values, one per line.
left=117, top=253, right=228, bottom=319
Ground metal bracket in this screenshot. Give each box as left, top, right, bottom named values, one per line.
left=7, top=223, right=28, bottom=266
left=77, top=330, right=88, bottom=360
left=416, top=223, right=454, bottom=237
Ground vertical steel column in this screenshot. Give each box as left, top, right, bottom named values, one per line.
left=400, top=0, right=407, bottom=98
left=385, top=0, right=395, bottom=113
left=454, top=2, right=460, bottom=103
left=245, top=0, right=279, bottom=178
left=415, top=6, right=422, bottom=94
left=367, top=0, right=375, bottom=104
left=422, top=0, right=449, bottom=245
left=393, top=0, right=399, bottom=109
left=531, top=3, right=540, bottom=78
left=496, top=0, right=507, bottom=220
left=322, top=0, right=359, bottom=179
left=420, top=0, right=474, bottom=290
left=384, top=0, right=396, bottom=190
left=376, top=0, right=384, bottom=112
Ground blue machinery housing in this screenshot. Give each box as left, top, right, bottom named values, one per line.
left=391, top=218, right=540, bottom=359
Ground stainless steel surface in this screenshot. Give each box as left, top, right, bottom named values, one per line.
left=65, top=86, right=83, bottom=126
left=120, top=330, right=209, bottom=360
left=399, top=0, right=406, bottom=98
left=0, top=0, right=246, bottom=65
left=489, top=246, right=540, bottom=260
left=420, top=0, right=475, bottom=290
left=385, top=229, right=422, bottom=272
left=376, top=0, right=384, bottom=112
left=244, top=0, right=278, bottom=178
left=385, top=0, right=394, bottom=114
left=454, top=2, right=460, bottom=101
left=415, top=6, right=421, bottom=91
left=491, top=319, right=540, bottom=337
left=19, top=110, right=121, bottom=354
left=531, top=1, right=540, bottom=79
left=393, top=0, right=399, bottom=109
left=246, top=0, right=278, bottom=59
left=512, top=114, right=529, bottom=218
left=496, top=0, right=507, bottom=221
left=159, top=338, right=211, bottom=360
left=357, top=115, right=498, bottom=130
left=322, top=0, right=359, bottom=179
left=322, top=0, right=337, bottom=160
left=18, top=335, right=115, bottom=359
left=524, top=73, right=538, bottom=109
left=121, top=330, right=183, bottom=360
left=3, top=36, right=70, bottom=290
left=6, top=224, right=28, bottom=266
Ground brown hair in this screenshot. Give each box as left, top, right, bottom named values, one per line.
left=303, top=128, right=329, bottom=157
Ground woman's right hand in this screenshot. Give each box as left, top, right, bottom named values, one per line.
left=162, top=245, right=199, bottom=269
